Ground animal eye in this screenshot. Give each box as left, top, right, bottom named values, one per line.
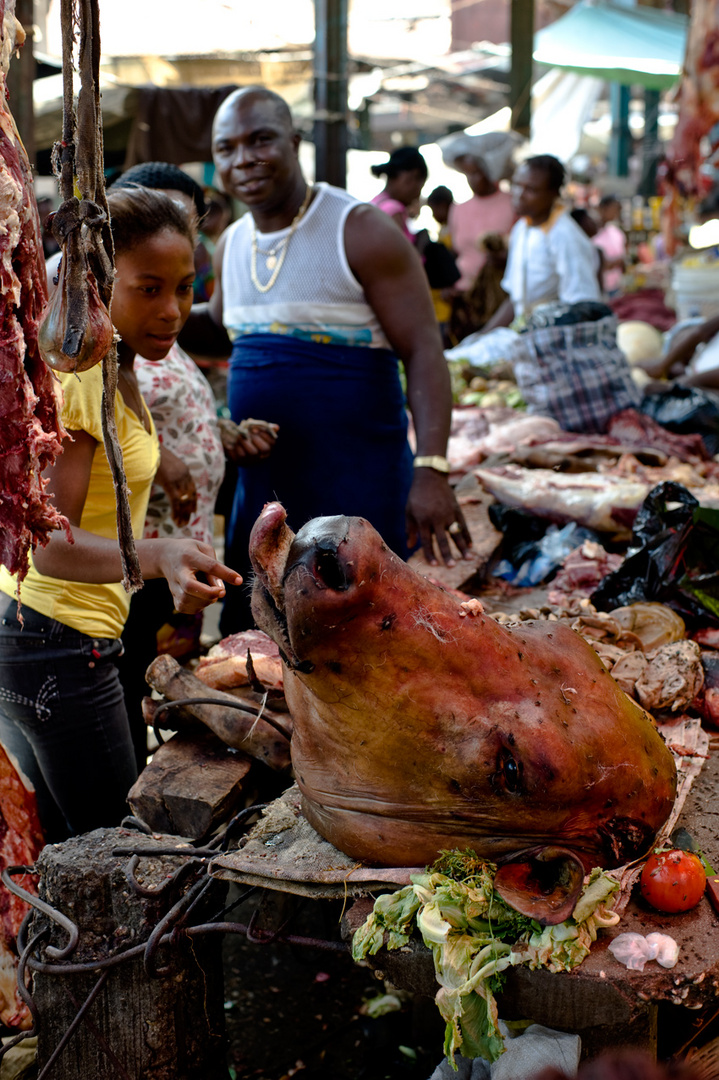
left=498, top=747, right=522, bottom=794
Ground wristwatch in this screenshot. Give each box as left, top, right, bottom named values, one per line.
left=413, top=455, right=450, bottom=474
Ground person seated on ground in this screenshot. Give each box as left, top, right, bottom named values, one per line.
left=593, top=194, right=627, bottom=297
left=470, top=159, right=636, bottom=435
left=483, top=154, right=602, bottom=331
left=640, top=312, right=719, bottom=390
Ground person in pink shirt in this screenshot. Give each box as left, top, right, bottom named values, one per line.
left=593, top=195, right=627, bottom=297
left=369, top=147, right=428, bottom=242
left=446, top=137, right=517, bottom=292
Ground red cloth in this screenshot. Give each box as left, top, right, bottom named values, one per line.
left=610, top=288, right=677, bottom=332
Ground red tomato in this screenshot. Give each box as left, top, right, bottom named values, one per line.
left=639, top=850, right=706, bottom=913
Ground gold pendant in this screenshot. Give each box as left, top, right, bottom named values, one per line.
left=266, top=254, right=277, bottom=270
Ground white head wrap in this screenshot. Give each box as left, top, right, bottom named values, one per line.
left=439, top=131, right=524, bottom=183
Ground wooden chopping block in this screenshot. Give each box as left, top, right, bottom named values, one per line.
left=128, top=729, right=254, bottom=840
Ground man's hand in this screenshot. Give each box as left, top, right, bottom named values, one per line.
left=406, top=469, right=473, bottom=567
left=219, top=417, right=279, bottom=464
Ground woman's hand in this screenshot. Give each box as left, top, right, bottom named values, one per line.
left=155, top=445, right=197, bottom=525
left=153, top=539, right=243, bottom=614
left=219, top=417, right=279, bottom=464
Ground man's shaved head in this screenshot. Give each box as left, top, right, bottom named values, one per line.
left=213, top=86, right=295, bottom=137
left=211, top=84, right=305, bottom=222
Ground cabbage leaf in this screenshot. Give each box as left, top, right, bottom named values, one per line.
left=351, top=854, right=619, bottom=1069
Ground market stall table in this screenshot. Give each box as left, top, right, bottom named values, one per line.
left=211, top=734, right=719, bottom=1062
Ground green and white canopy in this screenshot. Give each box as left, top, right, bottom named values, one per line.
left=533, top=0, right=689, bottom=89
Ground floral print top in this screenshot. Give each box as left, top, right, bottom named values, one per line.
left=135, top=344, right=224, bottom=546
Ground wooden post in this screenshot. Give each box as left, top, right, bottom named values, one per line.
left=314, top=0, right=348, bottom=188
left=6, top=0, right=35, bottom=166
left=643, top=87, right=661, bottom=193
left=510, top=0, right=534, bottom=137
left=30, top=827, right=227, bottom=1079
left=609, top=83, right=631, bottom=178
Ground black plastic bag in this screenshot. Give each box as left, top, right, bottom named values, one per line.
left=641, top=386, right=719, bottom=455
left=590, top=481, right=719, bottom=625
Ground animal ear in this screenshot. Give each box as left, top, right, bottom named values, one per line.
left=493, top=847, right=586, bottom=926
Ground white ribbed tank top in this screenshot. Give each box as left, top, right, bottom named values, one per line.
left=221, top=182, right=390, bottom=349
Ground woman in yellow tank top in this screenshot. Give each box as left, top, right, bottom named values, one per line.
left=0, top=188, right=242, bottom=840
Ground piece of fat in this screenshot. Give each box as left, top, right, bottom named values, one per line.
left=608, top=931, right=680, bottom=971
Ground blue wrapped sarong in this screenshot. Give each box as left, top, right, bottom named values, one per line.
left=221, top=333, right=413, bottom=632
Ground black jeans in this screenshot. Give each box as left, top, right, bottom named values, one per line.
left=0, top=595, right=138, bottom=841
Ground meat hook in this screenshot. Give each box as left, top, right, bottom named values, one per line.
left=2, top=866, right=79, bottom=960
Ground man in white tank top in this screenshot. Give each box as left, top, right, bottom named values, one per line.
left=180, top=87, right=472, bottom=626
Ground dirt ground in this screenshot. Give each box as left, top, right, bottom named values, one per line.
left=222, top=888, right=445, bottom=1080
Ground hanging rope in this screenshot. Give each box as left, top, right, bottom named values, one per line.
left=44, top=0, right=143, bottom=592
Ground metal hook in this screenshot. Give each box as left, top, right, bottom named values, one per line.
left=2, top=866, right=79, bottom=961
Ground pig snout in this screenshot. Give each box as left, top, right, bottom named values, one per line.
left=286, top=516, right=354, bottom=593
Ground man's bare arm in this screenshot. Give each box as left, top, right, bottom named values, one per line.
left=345, top=204, right=472, bottom=566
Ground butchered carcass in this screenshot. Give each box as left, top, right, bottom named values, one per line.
left=0, top=0, right=68, bottom=583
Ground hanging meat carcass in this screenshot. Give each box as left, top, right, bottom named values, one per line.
left=663, top=0, right=719, bottom=248
left=669, top=0, right=719, bottom=193
left=36, top=0, right=142, bottom=591
left=1, top=0, right=141, bottom=592
left=0, top=0, right=68, bottom=583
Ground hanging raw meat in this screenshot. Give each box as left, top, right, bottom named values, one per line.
left=40, top=0, right=142, bottom=591
left=667, top=0, right=719, bottom=197
left=0, top=0, right=68, bottom=583
left=0, top=743, right=44, bottom=1029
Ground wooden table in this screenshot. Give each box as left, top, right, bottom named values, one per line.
left=212, top=744, right=719, bottom=1061
left=343, top=740, right=719, bottom=1060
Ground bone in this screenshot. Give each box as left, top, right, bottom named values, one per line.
left=145, top=655, right=291, bottom=772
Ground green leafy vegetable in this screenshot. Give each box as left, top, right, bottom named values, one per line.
left=352, top=853, right=619, bottom=1070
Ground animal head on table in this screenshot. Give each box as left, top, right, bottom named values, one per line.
left=250, top=502, right=677, bottom=924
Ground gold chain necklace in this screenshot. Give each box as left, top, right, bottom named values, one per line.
left=255, top=236, right=287, bottom=271
left=249, top=185, right=314, bottom=294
